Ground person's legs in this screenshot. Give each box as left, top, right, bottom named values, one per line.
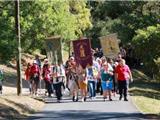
left=96, top=79, right=101, bottom=93
left=84, top=87, right=88, bottom=101
left=124, top=80, right=128, bottom=101
left=0, top=81, right=2, bottom=94
left=34, top=76, right=39, bottom=95
left=88, top=81, right=93, bottom=97
left=102, top=81, right=107, bottom=101
left=92, top=81, right=96, bottom=97
left=57, top=82, right=62, bottom=100
left=46, top=81, right=52, bottom=97
left=118, top=81, right=123, bottom=100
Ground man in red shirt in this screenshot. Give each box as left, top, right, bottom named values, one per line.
left=115, top=59, right=133, bottom=101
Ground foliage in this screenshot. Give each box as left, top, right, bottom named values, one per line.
left=87, top=1, right=160, bottom=78
left=0, top=0, right=92, bottom=62
left=0, top=1, right=16, bottom=63
left=133, top=24, right=160, bottom=78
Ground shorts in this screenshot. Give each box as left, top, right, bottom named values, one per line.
left=79, top=80, right=87, bottom=89
left=31, top=75, right=40, bottom=86
left=101, top=81, right=112, bottom=91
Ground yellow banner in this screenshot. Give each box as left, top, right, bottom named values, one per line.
left=100, top=34, right=120, bottom=58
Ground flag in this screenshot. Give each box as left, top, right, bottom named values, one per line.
left=73, top=38, right=92, bottom=69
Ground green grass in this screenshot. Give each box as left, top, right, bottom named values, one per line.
left=129, top=69, right=160, bottom=116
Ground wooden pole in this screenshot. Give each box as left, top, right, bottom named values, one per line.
left=15, top=0, right=22, bottom=95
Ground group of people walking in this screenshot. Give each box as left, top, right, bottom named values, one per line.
left=25, top=52, right=133, bottom=103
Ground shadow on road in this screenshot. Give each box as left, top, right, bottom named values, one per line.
left=28, top=110, right=150, bottom=120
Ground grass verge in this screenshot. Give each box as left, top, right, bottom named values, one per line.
left=129, top=69, right=160, bottom=118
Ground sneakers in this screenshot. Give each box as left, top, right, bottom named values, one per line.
left=81, top=97, right=87, bottom=102
left=109, top=98, right=112, bottom=101
left=119, top=96, right=122, bottom=100
left=75, top=97, right=79, bottom=102
left=124, top=98, right=128, bottom=101
left=72, top=96, right=78, bottom=102
left=81, top=98, right=84, bottom=102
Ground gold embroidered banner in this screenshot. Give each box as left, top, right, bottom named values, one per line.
left=100, top=34, right=120, bottom=58
left=73, top=39, right=92, bottom=69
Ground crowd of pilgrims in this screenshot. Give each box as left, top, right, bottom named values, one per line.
left=25, top=49, right=133, bottom=103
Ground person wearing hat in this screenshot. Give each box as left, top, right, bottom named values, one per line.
left=35, top=55, right=41, bottom=69
left=30, top=60, right=40, bottom=95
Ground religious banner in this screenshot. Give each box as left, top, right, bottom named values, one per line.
left=73, top=38, right=92, bottom=69
left=100, top=33, right=120, bottom=58
left=45, top=36, right=62, bottom=64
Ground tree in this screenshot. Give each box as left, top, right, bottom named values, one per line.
left=133, top=24, right=160, bottom=78
left=0, top=0, right=92, bottom=62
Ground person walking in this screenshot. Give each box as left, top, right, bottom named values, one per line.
left=115, top=59, right=133, bottom=101
left=0, top=69, right=4, bottom=94
left=76, top=64, right=87, bottom=102
left=25, top=63, right=32, bottom=94
left=42, top=63, right=52, bottom=97
left=101, top=61, right=114, bottom=101
left=86, top=65, right=97, bottom=100
left=30, top=60, right=40, bottom=96
left=53, top=63, right=65, bottom=102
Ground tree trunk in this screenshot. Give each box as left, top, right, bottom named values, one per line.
left=15, top=0, right=22, bottom=96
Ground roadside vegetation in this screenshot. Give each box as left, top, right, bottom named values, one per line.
left=130, top=69, right=160, bottom=118
left=0, top=64, right=44, bottom=119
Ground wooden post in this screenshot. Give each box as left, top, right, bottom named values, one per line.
left=15, top=0, right=22, bottom=95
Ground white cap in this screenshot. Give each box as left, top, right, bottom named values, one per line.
left=70, top=57, right=74, bottom=60
left=33, top=60, right=37, bottom=64
left=44, top=58, right=48, bottom=64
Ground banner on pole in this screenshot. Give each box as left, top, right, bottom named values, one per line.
left=100, top=33, right=120, bottom=58
left=73, top=39, right=92, bottom=69
left=45, top=36, right=62, bottom=64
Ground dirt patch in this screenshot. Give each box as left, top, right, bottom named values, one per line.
left=0, top=95, right=44, bottom=119
left=0, top=63, right=45, bottom=119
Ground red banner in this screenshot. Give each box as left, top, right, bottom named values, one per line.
left=73, top=39, right=92, bottom=69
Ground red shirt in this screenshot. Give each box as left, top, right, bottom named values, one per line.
left=25, top=68, right=31, bottom=80
left=30, top=64, right=40, bottom=76
left=42, top=66, right=51, bottom=81
left=115, top=64, right=131, bottom=81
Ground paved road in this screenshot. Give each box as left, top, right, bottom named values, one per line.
left=28, top=94, right=147, bottom=120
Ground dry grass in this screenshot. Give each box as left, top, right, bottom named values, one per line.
left=0, top=64, right=45, bottom=119
left=0, top=95, right=44, bottom=119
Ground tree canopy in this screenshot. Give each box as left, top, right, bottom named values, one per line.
left=0, top=0, right=92, bottom=62
left=0, top=0, right=159, bottom=79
